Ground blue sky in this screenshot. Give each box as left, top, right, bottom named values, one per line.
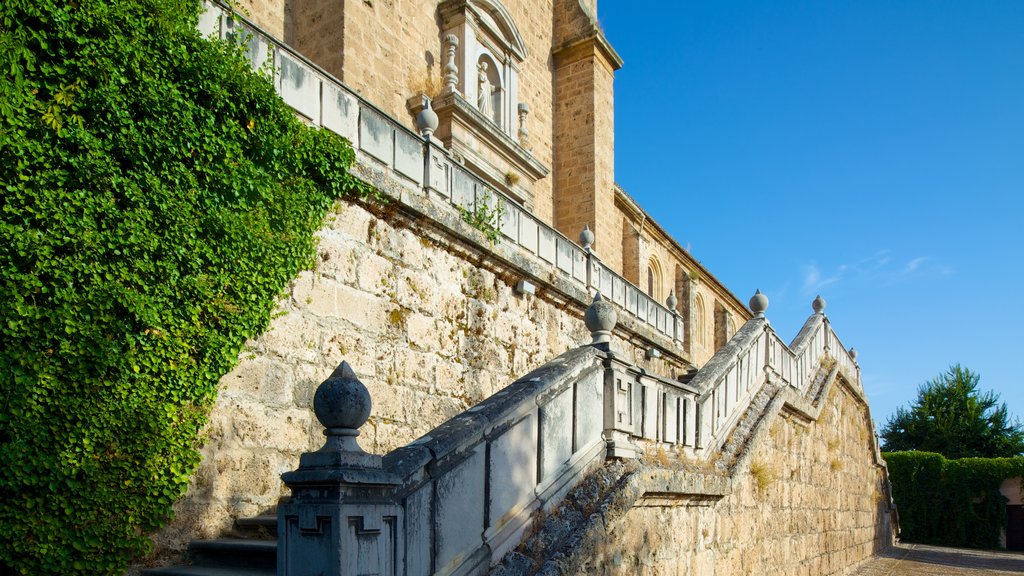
left=601, top=1, right=1024, bottom=430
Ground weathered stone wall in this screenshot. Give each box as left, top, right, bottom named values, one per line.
left=154, top=183, right=688, bottom=556
left=579, top=380, right=890, bottom=576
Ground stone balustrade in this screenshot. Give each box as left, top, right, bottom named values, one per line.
left=689, top=293, right=862, bottom=454
left=277, top=292, right=862, bottom=576
left=197, top=1, right=680, bottom=351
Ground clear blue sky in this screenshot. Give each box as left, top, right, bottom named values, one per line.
left=601, top=1, right=1024, bottom=430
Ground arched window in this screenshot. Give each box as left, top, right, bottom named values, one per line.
left=646, top=257, right=662, bottom=301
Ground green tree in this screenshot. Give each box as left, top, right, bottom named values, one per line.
left=880, top=364, right=1024, bottom=458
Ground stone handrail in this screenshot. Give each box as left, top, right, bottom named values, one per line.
left=279, top=346, right=610, bottom=576
left=197, top=1, right=680, bottom=349
left=682, top=295, right=860, bottom=454
left=276, top=293, right=862, bottom=576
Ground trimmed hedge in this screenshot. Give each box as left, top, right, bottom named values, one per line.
left=884, top=451, right=1024, bottom=548
left=0, top=0, right=378, bottom=573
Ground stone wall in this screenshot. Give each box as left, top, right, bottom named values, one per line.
left=576, top=378, right=890, bottom=576
left=153, top=176, right=689, bottom=558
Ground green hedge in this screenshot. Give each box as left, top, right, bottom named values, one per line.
left=0, top=0, right=378, bottom=573
left=884, top=451, right=1024, bottom=548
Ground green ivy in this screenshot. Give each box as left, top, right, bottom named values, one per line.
left=884, top=451, right=1024, bottom=548
left=0, top=0, right=380, bottom=574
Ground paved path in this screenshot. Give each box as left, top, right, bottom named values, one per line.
left=853, top=543, right=1024, bottom=575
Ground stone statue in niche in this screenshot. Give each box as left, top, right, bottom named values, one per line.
left=477, top=61, right=495, bottom=122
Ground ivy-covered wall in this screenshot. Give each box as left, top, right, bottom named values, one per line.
left=0, top=1, right=377, bottom=574
left=884, top=451, right=1024, bottom=548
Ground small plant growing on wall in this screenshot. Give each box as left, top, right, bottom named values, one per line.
left=459, top=194, right=506, bottom=245
left=750, top=460, right=779, bottom=498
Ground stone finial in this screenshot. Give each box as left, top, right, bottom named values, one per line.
left=584, top=291, right=617, bottom=344
left=849, top=347, right=858, bottom=361
left=579, top=224, right=595, bottom=251
left=812, top=294, right=827, bottom=315
left=749, top=289, right=769, bottom=317
left=313, top=361, right=372, bottom=456
left=415, top=95, right=439, bottom=139
left=517, top=102, right=530, bottom=145
left=443, top=34, right=460, bottom=94
left=666, top=290, right=678, bottom=310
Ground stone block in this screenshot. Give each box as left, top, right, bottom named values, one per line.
left=405, top=484, right=433, bottom=576
left=321, top=81, right=358, bottom=143
left=197, top=1, right=223, bottom=38
left=571, top=246, right=586, bottom=284
left=499, top=200, right=519, bottom=242
left=518, top=215, right=539, bottom=255
left=537, top=226, right=556, bottom=264
left=626, top=284, right=638, bottom=316
left=555, top=236, right=573, bottom=275
left=636, top=291, right=648, bottom=321
left=394, top=129, right=424, bottom=184
left=359, top=106, right=394, bottom=165
left=434, top=446, right=485, bottom=574
left=278, top=52, right=320, bottom=123
left=613, top=275, right=626, bottom=307
left=538, top=387, right=573, bottom=482
left=574, top=368, right=603, bottom=451
left=451, top=166, right=476, bottom=211
left=487, top=412, right=538, bottom=532
left=223, top=401, right=311, bottom=451
left=219, top=355, right=294, bottom=408
left=240, top=23, right=274, bottom=74
left=426, top=145, right=450, bottom=198
left=314, top=229, right=359, bottom=282
left=355, top=251, right=397, bottom=297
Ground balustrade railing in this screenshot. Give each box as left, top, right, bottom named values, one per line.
left=198, top=1, right=681, bottom=349
left=276, top=291, right=861, bottom=576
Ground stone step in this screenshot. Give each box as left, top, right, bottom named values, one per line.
left=188, top=538, right=277, bottom=570
left=234, top=514, right=278, bottom=538
left=142, top=565, right=275, bottom=576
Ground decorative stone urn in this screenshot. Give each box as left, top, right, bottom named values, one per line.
left=585, top=291, right=617, bottom=345
left=749, top=289, right=769, bottom=318
left=415, top=95, right=439, bottom=139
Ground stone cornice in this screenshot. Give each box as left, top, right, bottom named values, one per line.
left=552, top=31, right=624, bottom=72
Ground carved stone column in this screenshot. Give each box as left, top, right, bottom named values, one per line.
left=278, top=362, right=403, bottom=576
left=442, top=34, right=460, bottom=95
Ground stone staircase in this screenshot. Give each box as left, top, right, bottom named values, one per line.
left=143, top=514, right=278, bottom=576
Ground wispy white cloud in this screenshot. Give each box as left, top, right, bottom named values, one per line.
left=799, top=251, right=952, bottom=295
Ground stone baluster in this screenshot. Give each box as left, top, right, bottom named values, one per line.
left=580, top=224, right=595, bottom=290
left=517, top=102, right=530, bottom=146
left=588, top=292, right=640, bottom=459
left=443, top=34, right=460, bottom=95
left=667, top=290, right=681, bottom=346
left=278, top=361, right=402, bottom=576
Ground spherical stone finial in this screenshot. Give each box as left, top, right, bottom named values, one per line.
left=849, top=347, right=858, bottom=361
left=415, top=96, right=439, bottom=139
left=314, top=361, right=372, bottom=434
left=584, top=291, right=617, bottom=344
left=749, top=289, right=769, bottom=317
left=579, top=224, right=595, bottom=251
left=666, top=290, right=678, bottom=310
left=812, top=294, right=827, bottom=315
